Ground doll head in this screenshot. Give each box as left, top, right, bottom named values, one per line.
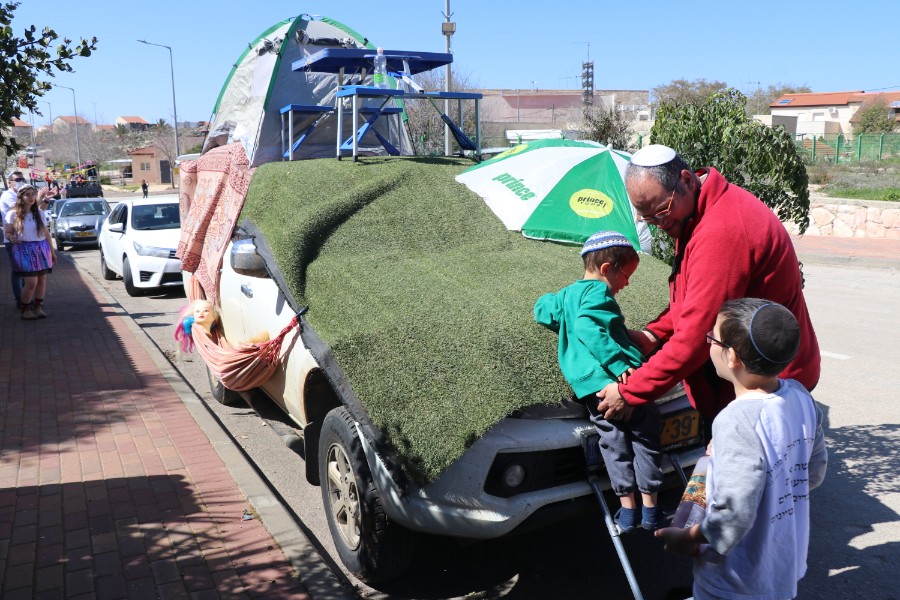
left=190, top=299, right=220, bottom=333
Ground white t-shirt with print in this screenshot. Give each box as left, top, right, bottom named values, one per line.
left=4, top=210, right=47, bottom=242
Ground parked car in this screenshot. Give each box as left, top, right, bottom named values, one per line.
left=98, top=195, right=182, bottom=296
left=51, top=198, right=110, bottom=250
left=189, top=160, right=707, bottom=584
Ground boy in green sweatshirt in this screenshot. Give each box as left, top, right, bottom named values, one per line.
left=535, top=231, right=663, bottom=532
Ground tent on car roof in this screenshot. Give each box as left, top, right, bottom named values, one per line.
left=203, top=14, right=411, bottom=166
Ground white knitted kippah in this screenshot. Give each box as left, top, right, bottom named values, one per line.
left=581, top=231, right=633, bottom=256
left=631, top=144, right=676, bottom=167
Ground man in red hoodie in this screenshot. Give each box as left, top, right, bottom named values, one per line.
left=597, top=145, right=820, bottom=420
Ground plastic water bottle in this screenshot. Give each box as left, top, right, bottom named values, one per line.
left=373, top=47, right=389, bottom=89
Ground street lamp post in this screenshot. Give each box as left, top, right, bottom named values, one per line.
left=137, top=39, right=180, bottom=161
left=56, top=84, right=81, bottom=169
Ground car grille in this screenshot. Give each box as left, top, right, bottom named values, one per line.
left=168, top=250, right=177, bottom=259
left=139, top=271, right=153, bottom=283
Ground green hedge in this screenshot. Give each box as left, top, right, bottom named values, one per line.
left=242, top=157, right=670, bottom=484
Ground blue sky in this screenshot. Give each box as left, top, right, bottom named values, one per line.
left=13, top=0, right=898, bottom=127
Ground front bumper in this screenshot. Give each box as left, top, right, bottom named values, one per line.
left=359, top=401, right=706, bottom=540
left=128, top=253, right=183, bottom=288
left=56, top=230, right=100, bottom=246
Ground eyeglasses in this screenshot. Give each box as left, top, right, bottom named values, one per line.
left=637, top=186, right=677, bottom=224
left=706, top=331, right=730, bottom=348
left=12, top=178, right=25, bottom=183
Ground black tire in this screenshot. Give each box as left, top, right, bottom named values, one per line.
left=99, top=248, right=117, bottom=280
left=319, top=407, right=416, bottom=583
left=57, top=242, right=66, bottom=251
left=207, top=367, right=244, bottom=407
left=122, top=256, right=142, bottom=297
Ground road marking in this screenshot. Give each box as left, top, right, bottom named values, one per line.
left=821, top=350, right=851, bottom=360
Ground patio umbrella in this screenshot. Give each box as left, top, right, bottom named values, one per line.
left=456, top=139, right=650, bottom=251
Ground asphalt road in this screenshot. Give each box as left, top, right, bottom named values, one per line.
left=62, top=242, right=900, bottom=600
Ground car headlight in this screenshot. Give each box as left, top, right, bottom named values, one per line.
left=133, top=241, right=173, bottom=258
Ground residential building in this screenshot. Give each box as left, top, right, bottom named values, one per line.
left=116, top=116, right=150, bottom=132
left=129, top=145, right=173, bottom=185
left=4, top=117, right=32, bottom=141
left=53, top=115, right=91, bottom=132
left=764, top=90, right=900, bottom=135
left=477, top=89, right=651, bottom=147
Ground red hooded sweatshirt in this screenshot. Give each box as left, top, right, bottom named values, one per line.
left=621, top=168, right=820, bottom=418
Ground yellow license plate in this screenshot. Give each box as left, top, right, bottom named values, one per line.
left=661, top=409, right=701, bottom=449
left=75, top=231, right=93, bottom=237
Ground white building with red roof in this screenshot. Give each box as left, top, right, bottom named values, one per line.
left=766, top=90, right=900, bottom=135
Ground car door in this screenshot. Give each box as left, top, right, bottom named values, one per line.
left=104, top=203, right=128, bottom=274
left=227, top=238, right=305, bottom=421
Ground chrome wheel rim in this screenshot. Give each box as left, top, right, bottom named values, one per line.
left=326, top=444, right=361, bottom=549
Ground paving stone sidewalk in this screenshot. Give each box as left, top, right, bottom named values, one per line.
left=0, top=256, right=309, bottom=599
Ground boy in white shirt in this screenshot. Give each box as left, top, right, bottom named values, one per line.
left=655, top=298, right=827, bottom=600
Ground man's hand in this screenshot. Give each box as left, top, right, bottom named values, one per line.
left=597, top=382, right=632, bottom=420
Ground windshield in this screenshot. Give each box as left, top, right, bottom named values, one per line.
left=131, top=204, right=180, bottom=230
left=59, top=201, right=109, bottom=217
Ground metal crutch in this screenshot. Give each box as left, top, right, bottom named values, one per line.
left=580, top=429, right=645, bottom=600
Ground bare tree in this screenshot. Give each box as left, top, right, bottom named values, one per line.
left=402, top=70, right=497, bottom=156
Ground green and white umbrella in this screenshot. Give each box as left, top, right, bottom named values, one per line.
left=456, top=139, right=649, bottom=251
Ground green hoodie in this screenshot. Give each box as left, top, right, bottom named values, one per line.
left=534, top=279, right=644, bottom=399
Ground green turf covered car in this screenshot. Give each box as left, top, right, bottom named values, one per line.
left=200, top=157, right=706, bottom=582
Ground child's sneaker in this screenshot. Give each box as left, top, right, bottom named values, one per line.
left=641, top=505, right=662, bottom=531
left=21, top=307, right=38, bottom=320
left=615, top=508, right=639, bottom=534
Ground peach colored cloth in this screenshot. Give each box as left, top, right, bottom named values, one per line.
left=185, top=276, right=297, bottom=392
left=176, top=143, right=254, bottom=305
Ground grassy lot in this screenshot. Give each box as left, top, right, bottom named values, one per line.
left=808, top=160, right=900, bottom=202
left=242, top=157, right=671, bottom=484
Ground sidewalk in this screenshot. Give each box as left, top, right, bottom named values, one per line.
left=0, top=257, right=311, bottom=598
left=791, top=233, right=900, bottom=269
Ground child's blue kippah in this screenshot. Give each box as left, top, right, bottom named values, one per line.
left=581, top=231, right=633, bottom=256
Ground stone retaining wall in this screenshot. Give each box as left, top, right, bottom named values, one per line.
left=786, top=196, right=900, bottom=239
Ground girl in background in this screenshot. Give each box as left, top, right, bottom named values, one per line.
left=3, top=185, right=56, bottom=319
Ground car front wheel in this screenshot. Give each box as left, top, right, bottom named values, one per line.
left=207, top=367, right=244, bottom=406
left=122, top=256, right=142, bottom=297
left=99, top=248, right=117, bottom=280
left=319, top=407, right=416, bottom=583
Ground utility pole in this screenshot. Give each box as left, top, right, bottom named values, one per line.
left=39, top=100, right=52, bottom=136
left=441, top=1, right=455, bottom=156
left=56, top=84, right=81, bottom=169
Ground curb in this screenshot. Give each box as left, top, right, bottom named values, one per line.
left=68, top=255, right=356, bottom=600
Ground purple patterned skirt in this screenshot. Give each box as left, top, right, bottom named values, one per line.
left=11, top=240, right=53, bottom=276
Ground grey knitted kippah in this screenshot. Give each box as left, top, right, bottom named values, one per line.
left=749, top=303, right=800, bottom=364
left=581, top=230, right=633, bottom=256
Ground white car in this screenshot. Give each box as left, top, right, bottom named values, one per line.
left=98, top=195, right=182, bottom=296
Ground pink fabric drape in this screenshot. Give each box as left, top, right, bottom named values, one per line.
left=176, top=143, right=254, bottom=305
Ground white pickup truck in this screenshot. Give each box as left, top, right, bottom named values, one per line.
left=192, top=226, right=707, bottom=583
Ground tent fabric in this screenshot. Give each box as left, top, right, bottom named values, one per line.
left=184, top=276, right=299, bottom=392
left=176, top=144, right=254, bottom=305
left=203, top=15, right=412, bottom=166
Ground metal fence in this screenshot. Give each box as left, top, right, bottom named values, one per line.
left=792, top=133, right=900, bottom=164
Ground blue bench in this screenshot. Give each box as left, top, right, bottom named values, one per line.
left=280, top=104, right=335, bottom=160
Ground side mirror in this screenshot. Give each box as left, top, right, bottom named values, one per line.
left=108, top=222, right=124, bottom=233
left=230, top=238, right=269, bottom=278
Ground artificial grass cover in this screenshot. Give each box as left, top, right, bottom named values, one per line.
left=240, top=157, right=670, bottom=485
